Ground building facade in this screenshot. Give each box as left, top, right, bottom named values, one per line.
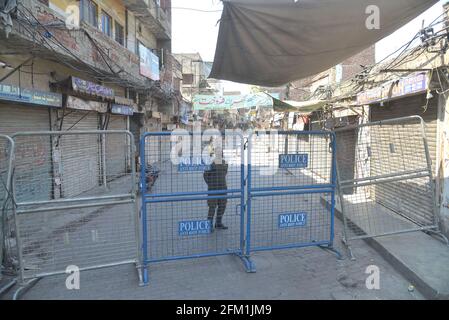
left=173, top=53, right=223, bottom=102
left=0, top=0, right=180, bottom=141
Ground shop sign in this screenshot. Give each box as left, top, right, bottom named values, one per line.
left=357, top=73, right=427, bottom=105
left=66, top=96, right=108, bottom=112
left=0, top=84, right=62, bottom=107
left=71, top=77, right=114, bottom=99
left=111, top=104, right=134, bottom=116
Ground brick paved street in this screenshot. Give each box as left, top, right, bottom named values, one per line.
left=9, top=219, right=422, bottom=300
left=0, top=144, right=425, bottom=300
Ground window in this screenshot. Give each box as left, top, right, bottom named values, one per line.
left=101, top=11, right=112, bottom=37
left=83, top=0, right=98, bottom=28
left=115, top=22, right=124, bottom=46
left=183, top=74, right=194, bottom=85
left=128, top=90, right=137, bottom=104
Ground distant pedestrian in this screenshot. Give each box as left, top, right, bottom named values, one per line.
left=203, top=145, right=228, bottom=231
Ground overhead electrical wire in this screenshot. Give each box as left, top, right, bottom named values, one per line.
left=327, top=7, right=449, bottom=102
left=11, top=3, right=176, bottom=97
left=331, top=7, right=449, bottom=86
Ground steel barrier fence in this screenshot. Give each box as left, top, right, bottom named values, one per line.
left=334, top=116, right=446, bottom=258
left=0, top=135, right=14, bottom=281
left=9, top=131, right=140, bottom=284
left=140, top=131, right=253, bottom=285
left=247, top=131, right=341, bottom=258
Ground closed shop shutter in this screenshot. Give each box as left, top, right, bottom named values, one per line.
left=335, top=128, right=357, bottom=194
left=59, top=110, right=100, bottom=198
left=0, top=104, right=51, bottom=135
left=369, top=94, right=438, bottom=224
left=370, top=94, right=438, bottom=173
left=105, top=115, right=128, bottom=181
left=0, top=104, right=52, bottom=202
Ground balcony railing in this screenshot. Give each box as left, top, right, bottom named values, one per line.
left=122, top=0, right=171, bottom=39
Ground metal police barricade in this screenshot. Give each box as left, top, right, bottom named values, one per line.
left=246, top=131, right=341, bottom=259
left=0, top=135, right=14, bottom=284
left=9, top=131, right=140, bottom=289
left=140, top=131, right=253, bottom=285
left=335, top=116, right=447, bottom=259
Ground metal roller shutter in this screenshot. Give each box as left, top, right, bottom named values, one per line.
left=370, top=94, right=438, bottom=173
left=59, top=110, right=100, bottom=198
left=335, top=128, right=357, bottom=194
left=0, top=104, right=52, bottom=202
left=105, top=115, right=128, bottom=181
left=369, top=94, right=438, bottom=224
left=0, top=104, right=51, bottom=134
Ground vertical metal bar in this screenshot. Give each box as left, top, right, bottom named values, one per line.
left=101, top=133, right=107, bottom=188
left=246, top=134, right=252, bottom=257
left=127, top=132, right=136, bottom=194
left=11, top=168, right=25, bottom=285
left=0, top=136, right=14, bottom=282
left=239, top=135, right=245, bottom=255
left=329, top=133, right=337, bottom=246
left=139, top=134, right=149, bottom=283
left=128, top=132, right=141, bottom=271
left=419, top=117, right=440, bottom=226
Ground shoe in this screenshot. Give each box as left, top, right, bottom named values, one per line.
left=215, top=223, right=228, bottom=230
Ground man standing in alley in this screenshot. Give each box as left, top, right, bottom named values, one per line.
left=204, top=142, right=228, bottom=231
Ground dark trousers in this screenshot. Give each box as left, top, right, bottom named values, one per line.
left=207, top=197, right=227, bottom=223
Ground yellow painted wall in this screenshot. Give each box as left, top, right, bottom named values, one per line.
left=49, top=0, right=126, bottom=33
left=103, top=0, right=126, bottom=26
left=48, top=0, right=156, bottom=52
left=50, top=0, right=72, bottom=13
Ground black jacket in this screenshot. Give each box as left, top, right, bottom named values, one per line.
left=203, top=161, right=228, bottom=190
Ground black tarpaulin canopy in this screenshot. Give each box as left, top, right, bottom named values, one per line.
left=210, top=0, right=438, bottom=86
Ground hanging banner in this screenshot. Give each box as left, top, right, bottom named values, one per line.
left=139, top=43, right=160, bottom=81
left=193, top=92, right=277, bottom=111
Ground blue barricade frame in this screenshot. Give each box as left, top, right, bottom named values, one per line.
left=246, top=131, right=342, bottom=259
left=139, top=131, right=254, bottom=285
